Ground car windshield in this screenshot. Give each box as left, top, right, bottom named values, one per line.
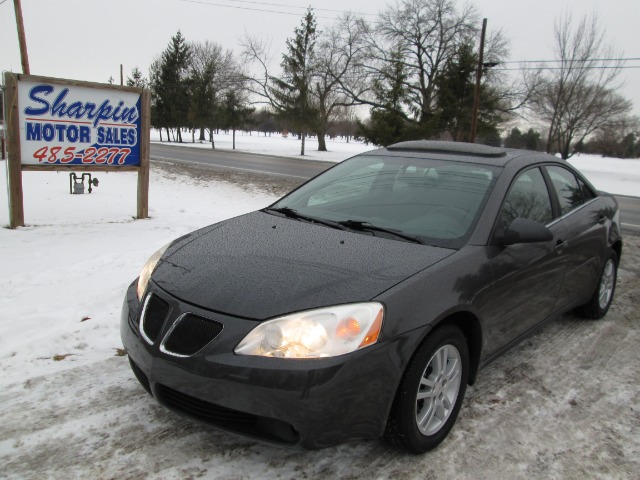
left=269, top=154, right=501, bottom=249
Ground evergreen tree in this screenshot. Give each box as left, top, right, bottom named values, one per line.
left=504, top=127, right=524, bottom=149
left=434, top=43, right=477, bottom=141
left=621, top=133, right=637, bottom=158
left=573, top=139, right=586, bottom=155
left=357, top=48, right=413, bottom=146
left=148, top=58, right=169, bottom=141
left=220, top=90, right=254, bottom=149
left=253, top=108, right=280, bottom=137
left=434, top=42, right=505, bottom=142
left=188, top=56, right=217, bottom=143
left=126, top=67, right=147, bottom=88
left=479, top=128, right=502, bottom=147
left=505, top=127, right=542, bottom=150
left=151, top=31, right=192, bottom=142
left=269, top=9, right=319, bottom=155
left=523, top=128, right=542, bottom=151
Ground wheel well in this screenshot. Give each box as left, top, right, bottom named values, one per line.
left=436, top=312, right=482, bottom=385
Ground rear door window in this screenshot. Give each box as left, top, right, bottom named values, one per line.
left=546, top=166, right=587, bottom=216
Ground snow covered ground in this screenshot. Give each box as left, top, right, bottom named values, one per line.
left=151, top=129, right=370, bottom=163
left=1, top=137, right=639, bottom=479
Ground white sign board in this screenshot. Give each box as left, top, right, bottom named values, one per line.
left=18, top=80, right=141, bottom=166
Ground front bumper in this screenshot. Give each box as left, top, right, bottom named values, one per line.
left=120, top=281, right=425, bottom=449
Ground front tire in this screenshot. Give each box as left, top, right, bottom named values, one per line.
left=575, top=251, right=618, bottom=319
left=385, top=325, right=469, bottom=454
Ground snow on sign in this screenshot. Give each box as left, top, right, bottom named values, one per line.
left=18, top=79, right=141, bottom=166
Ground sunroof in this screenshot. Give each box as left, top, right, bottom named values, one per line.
left=387, top=141, right=507, bottom=158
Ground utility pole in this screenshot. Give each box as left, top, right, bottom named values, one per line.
left=470, top=18, right=487, bottom=143
left=1, top=89, right=5, bottom=159
left=13, top=0, right=30, bottom=75
left=120, top=64, right=124, bottom=86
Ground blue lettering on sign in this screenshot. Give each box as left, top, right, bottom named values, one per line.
left=96, top=126, right=137, bottom=145
left=80, top=126, right=91, bottom=143
left=42, top=124, right=55, bottom=141
left=26, top=122, right=41, bottom=140
left=24, top=84, right=140, bottom=127
left=24, top=85, right=52, bottom=115
left=25, top=122, right=92, bottom=143
left=67, top=125, right=78, bottom=143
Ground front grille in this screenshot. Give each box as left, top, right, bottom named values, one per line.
left=128, top=357, right=152, bottom=395
left=140, top=294, right=170, bottom=344
left=161, top=314, right=223, bottom=356
left=155, top=384, right=299, bottom=444
left=157, top=384, right=256, bottom=424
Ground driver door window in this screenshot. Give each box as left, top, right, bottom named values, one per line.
left=500, top=167, right=553, bottom=229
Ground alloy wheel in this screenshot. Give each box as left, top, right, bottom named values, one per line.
left=598, top=258, right=616, bottom=310
left=415, top=344, right=462, bottom=436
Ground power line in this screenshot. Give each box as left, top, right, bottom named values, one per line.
left=182, top=0, right=375, bottom=16
left=180, top=0, right=639, bottom=65
left=500, top=57, right=640, bottom=64
left=494, top=65, right=640, bottom=71
left=180, top=0, right=340, bottom=20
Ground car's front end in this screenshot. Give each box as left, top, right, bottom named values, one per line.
left=121, top=277, right=428, bottom=448
left=120, top=204, right=458, bottom=448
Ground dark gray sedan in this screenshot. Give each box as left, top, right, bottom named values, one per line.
left=121, top=141, right=621, bottom=453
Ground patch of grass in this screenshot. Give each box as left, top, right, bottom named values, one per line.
left=53, top=353, right=74, bottom=361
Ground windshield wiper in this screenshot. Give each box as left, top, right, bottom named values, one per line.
left=264, top=207, right=347, bottom=230
left=338, top=220, right=422, bottom=244
left=264, top=206, right=300, bottom=218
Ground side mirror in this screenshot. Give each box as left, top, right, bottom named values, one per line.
left=496, top=218, right=553, bottom=246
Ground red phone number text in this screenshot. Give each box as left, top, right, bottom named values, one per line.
left=33, top=146, right=133, bottom=164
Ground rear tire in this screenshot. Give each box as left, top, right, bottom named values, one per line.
left=385, top=325, right=469, bottom=454
left=575, top=251, right=618, bottom=320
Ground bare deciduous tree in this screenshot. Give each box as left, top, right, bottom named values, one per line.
left=189, top=40, right=239, bottom=148
left=334, top=0, right=530, bottom=143
left=532, top=13, right=632, bottom=159
left=312, top=14, right=368, bottom=150
left=337, top=0, right=478, bottom=128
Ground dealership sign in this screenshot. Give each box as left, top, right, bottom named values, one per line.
left=19, top=80, right=141, bottom=166
left=3, top=73, right=150, bottom=228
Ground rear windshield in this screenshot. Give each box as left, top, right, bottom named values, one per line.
left=272, top=155, right=501, bottom=248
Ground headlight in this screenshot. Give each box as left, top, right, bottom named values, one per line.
left=136, top=242, right=172, bottom=300
left=234, top=303, right=384, bottom=358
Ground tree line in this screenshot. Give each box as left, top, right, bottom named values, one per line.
left=126, top=0, right=637, bottom=159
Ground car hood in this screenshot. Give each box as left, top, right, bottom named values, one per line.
left=152, top=211, right=454, bottom=320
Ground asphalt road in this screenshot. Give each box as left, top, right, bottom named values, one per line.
left=151, top=143, right=331, bottom=180
left=615, top=195, right=640, bottom=235
left=150, top=143, right=640, bottom=235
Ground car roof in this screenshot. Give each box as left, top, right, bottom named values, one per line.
left=368, top=140, right=560, bottom=168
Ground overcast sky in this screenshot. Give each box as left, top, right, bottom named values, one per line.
left=1, top=0, right=638, bottom=119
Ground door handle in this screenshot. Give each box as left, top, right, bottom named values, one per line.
left=555, top=239, right=567, bottom=252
